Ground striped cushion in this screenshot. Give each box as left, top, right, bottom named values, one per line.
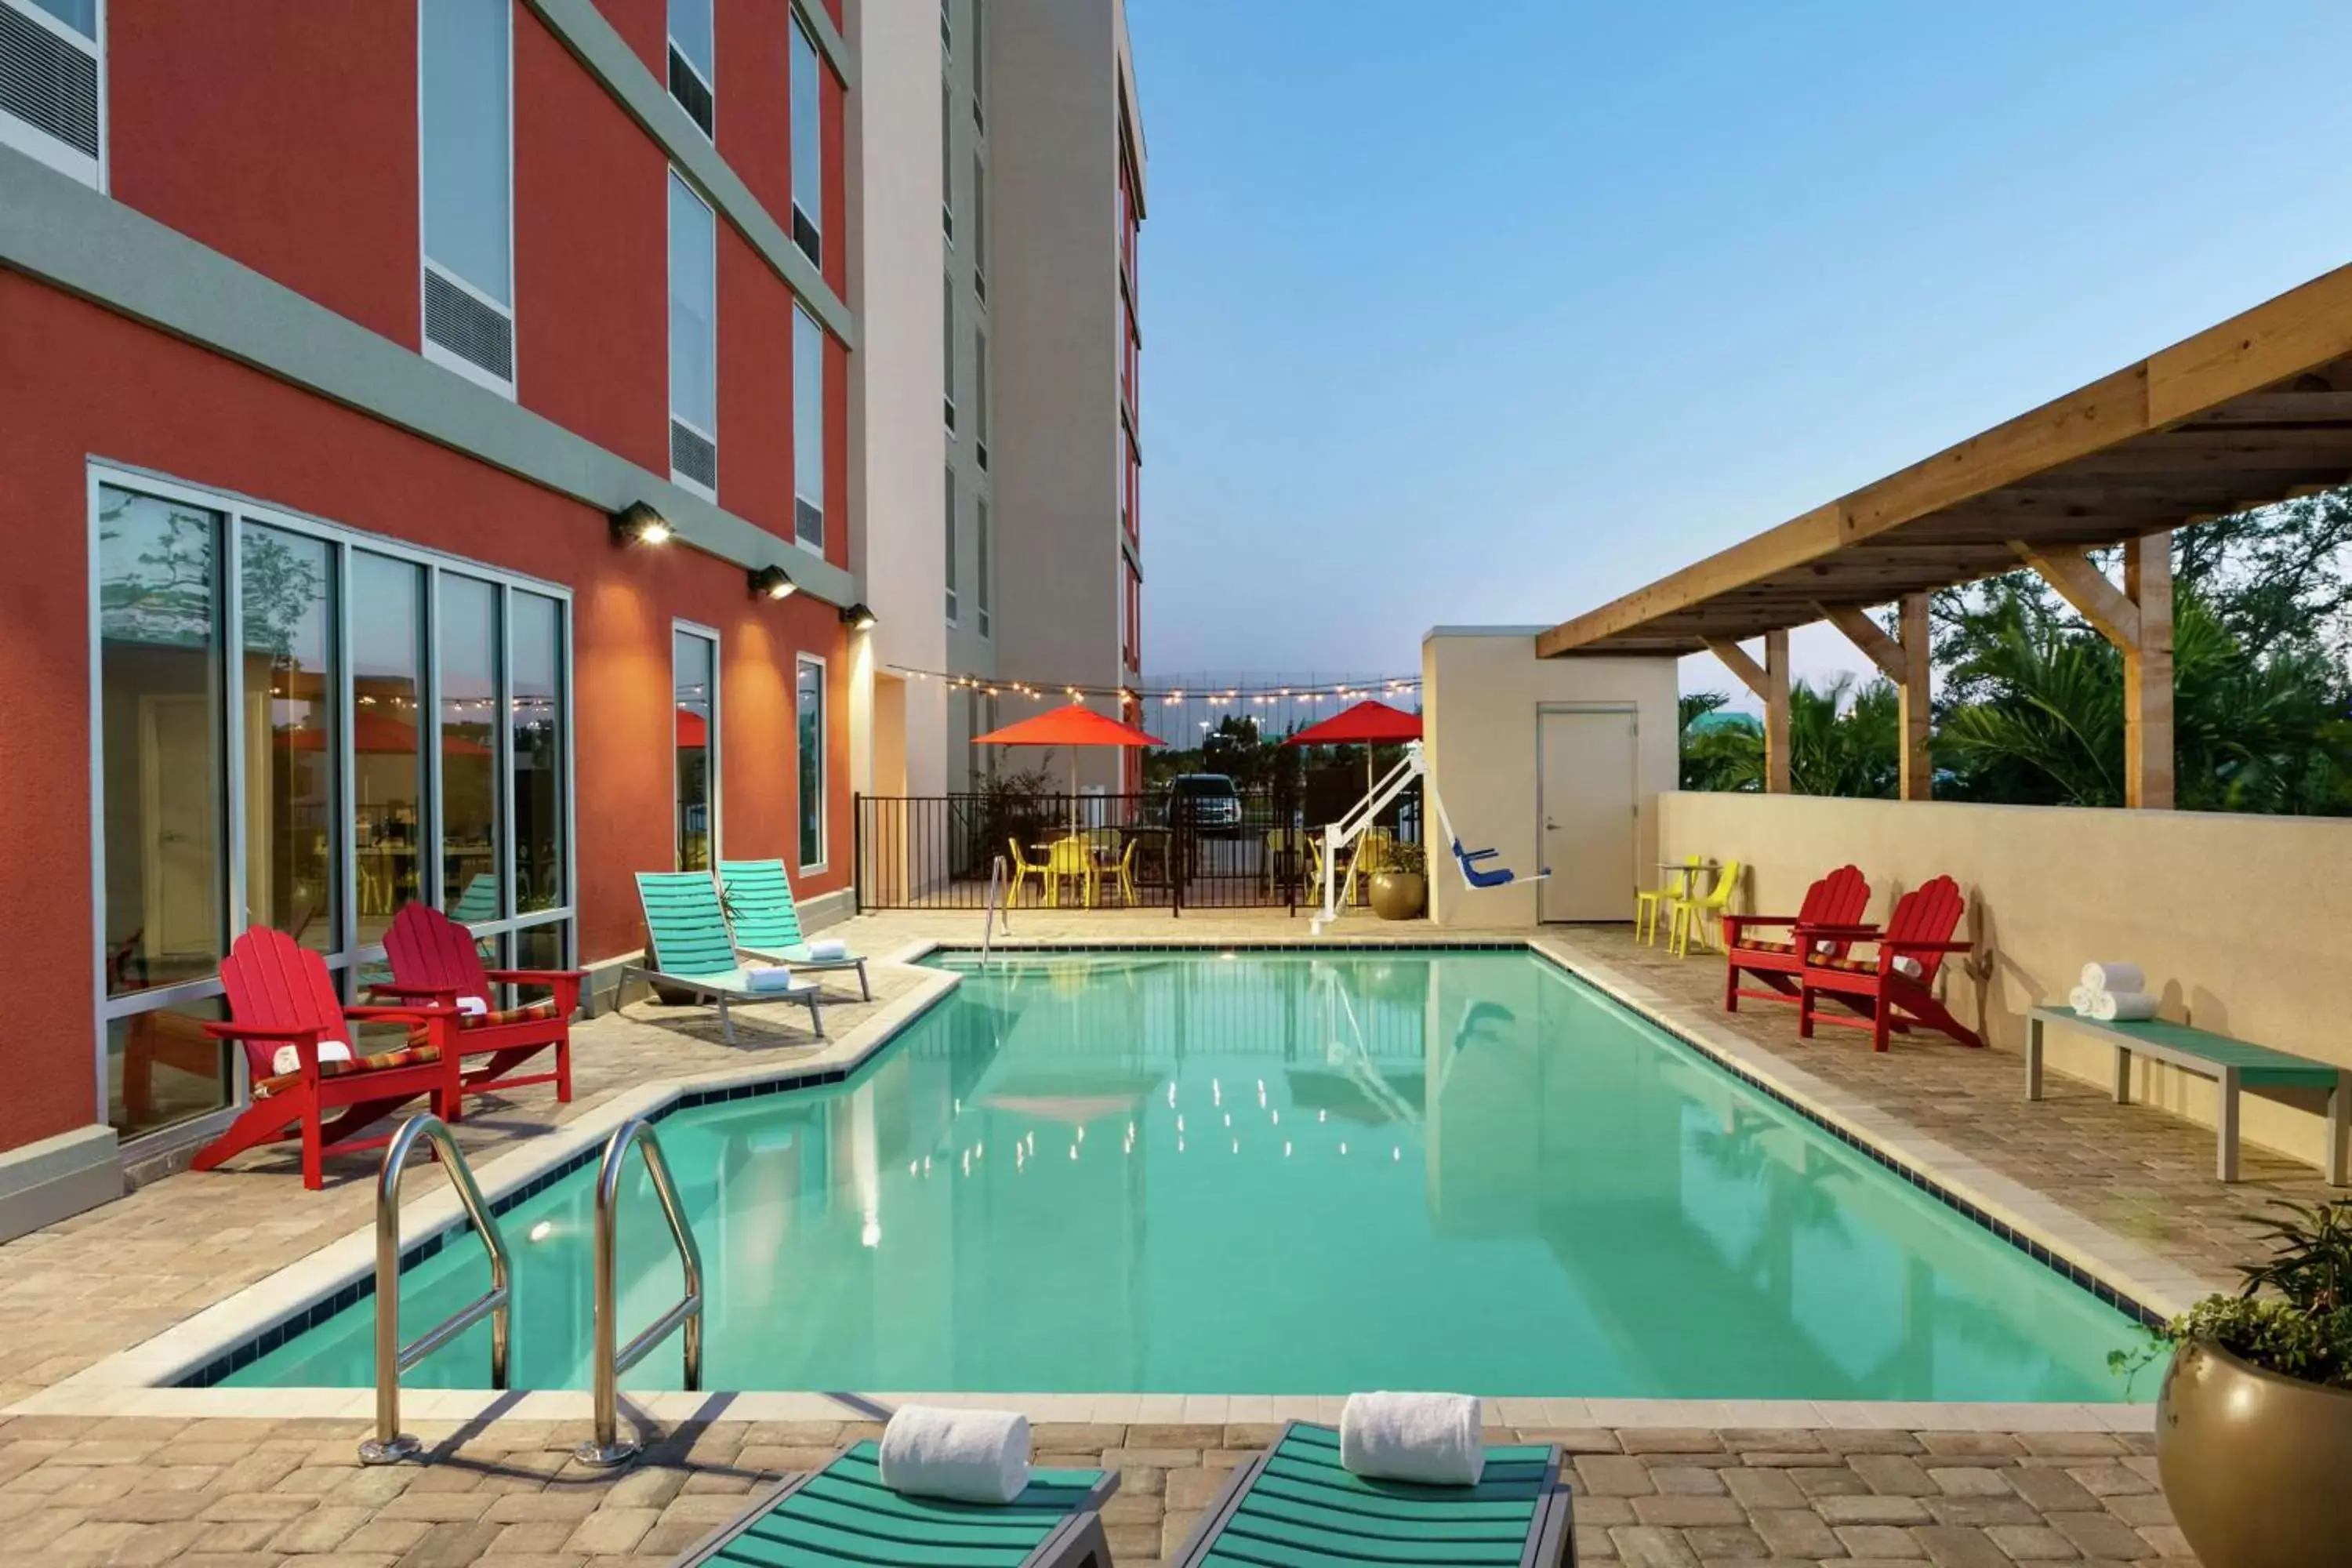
left=255, top=1043, right=441, bottom=1098
left=1739, top=938, right=1795, bottom=954
left=406, top=998, right=560, bottom=1050
left=1816, top=953, right=1876, bottom=972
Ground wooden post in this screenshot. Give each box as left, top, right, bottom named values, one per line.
left=1813, top=596, right=1932, bottom=800
left=2012, top=535, right=2174, bottom=809
left=1701, top=633, right=1792, bottom=793
left=2124, top=535, right=2173, bottom=810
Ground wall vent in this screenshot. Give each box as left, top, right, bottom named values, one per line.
left=671, top=420, right=717, bottom=491
left=0, top=4, right=100, bottom=160
left=423, top=269, right=514, bottom=385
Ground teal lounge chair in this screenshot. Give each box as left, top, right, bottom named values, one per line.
left=1173, top=1421, right=1574, bottom=1567
left=447, top=873, right=500, bottom=927
left=673, top=1440, right=1116, bottom=1568
left=718, top=858, right=872, bottom=1000
left=630, top=873, right=822, bottom=1044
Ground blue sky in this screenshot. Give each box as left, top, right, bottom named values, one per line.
left=1125, top=1, right=2352, bottom=698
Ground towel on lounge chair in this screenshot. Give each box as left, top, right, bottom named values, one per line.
left=2080, top=961, right=2144, bottom=994
left=878, top=1406, right=1032, bottom=1504
left=743, top=966, right=815, bottom=996
left=2086, top=989, right=2160, bottom=1022
left=271, top=1040, right=352, bottom=1076
left=805, top=937, right=850, bottom=961
left=1338, top=1392, right=1484, bottom=1486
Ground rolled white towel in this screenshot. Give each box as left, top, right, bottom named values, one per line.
left=2068, top=985, right=2099, bottom=1014
left=877, top=1405, right=1030, bottom=1503
left=744, top=967, right=814, bottom=995
left=1890, top=956, right=1925, bottom=981
left=2087, top=989, right=2160, bottom=1022
left=456, top=994, right=489, bottom=1017
left=2079, top=962, right=2144, bottom=995
left=1338, top=1392, right=1484, bottom=1486
left=272, top=1039, right=353, bottom=1076
left=805, top=938, right=850, bottom=961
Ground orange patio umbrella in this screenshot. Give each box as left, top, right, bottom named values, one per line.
left=1283, top=696, right=1421, bottom=793
left=975, top=703, right=1165, bottom=827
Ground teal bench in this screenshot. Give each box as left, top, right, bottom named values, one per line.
left=2027, top=1005, right=2350, bottom=1185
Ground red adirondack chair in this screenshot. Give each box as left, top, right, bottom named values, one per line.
left=193, top=927, right=462, bottom=1189
left=376, top=902, right=581, bottom=1105
left=1721, top=865, right=1871, bottom=1012
left=1795, top=874, right=1983, bottom=1053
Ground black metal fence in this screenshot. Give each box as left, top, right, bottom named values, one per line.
left=855, top=786, right=1329, bottom=913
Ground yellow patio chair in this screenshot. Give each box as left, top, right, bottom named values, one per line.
left=1101, top=836, right=1142, bottom=906
left=1636, top=855, right=1700, bottom=945
left=1007, top=837, right=1051, bottom=906
left=1045, top=836, right=1094, bottom=908
left=1671, top=857, right=1744, bottom=957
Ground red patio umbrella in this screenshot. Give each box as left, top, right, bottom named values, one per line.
left=975, top=703, right=1164, bottom=827
left=1283, top=697, right=1421, bottom=793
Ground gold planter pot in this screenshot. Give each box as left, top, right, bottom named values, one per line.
left=1367, top=871, right=1425, bottom=921
left=2156, top=1338, right=2352, bottom=1568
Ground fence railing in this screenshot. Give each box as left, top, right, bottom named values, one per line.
left=856, top=788, right=1339, bottom=913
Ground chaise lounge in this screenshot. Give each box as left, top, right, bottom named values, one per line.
left=629, top=872, right=824, bottom=1044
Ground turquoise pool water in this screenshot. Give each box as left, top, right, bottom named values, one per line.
left=224, top=949, right=2142, bottom=1399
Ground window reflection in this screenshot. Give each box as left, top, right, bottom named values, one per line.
left=98, top=488, right=226, bottom=996
left=439, top=575, right=501, bottom=921
left=351, top=554, right=425, bottom=946
left=241, top=524, right=337, bottom=950
left=675, top=630, right=716, bottom=869
left=107, top=999, right=230, bottom=1144
left=511, top=593, right=564, bottom=913
left=797, top=656, right=825, bottom=867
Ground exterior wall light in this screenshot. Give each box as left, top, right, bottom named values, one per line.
left=609, top=501, right=671, bottom=546
left=839, top=602, right=878, bottom=631
left=749, top=564, right=798, bottom=601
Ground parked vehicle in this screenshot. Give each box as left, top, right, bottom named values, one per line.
left=1162, top=773, right=1243, bottom=834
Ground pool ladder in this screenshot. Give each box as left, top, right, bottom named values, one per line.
left=358, top=1114, right=702, bottom=1470
left=981, top=852, right=1012, bottom=965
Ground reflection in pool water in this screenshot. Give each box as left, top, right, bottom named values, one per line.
left=228, top=950, right=2140, bottom=1399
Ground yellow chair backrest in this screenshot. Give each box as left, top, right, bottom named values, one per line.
left=1697, top=858, right=1743, bottom=911
left=1047, top=837, right=1091, bottom=875
left=1010, top=836, right=1045, bottom=870
left=1356, top=828, right=1396, bottom=873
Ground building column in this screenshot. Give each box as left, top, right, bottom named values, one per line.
left=1704, top=630, right=1792, bottom=793
left=2012, top=533, right=2174, bottom=809
left=1815, top=593, right=1932, bottom=800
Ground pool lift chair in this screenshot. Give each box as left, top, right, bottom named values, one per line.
left=1310, top=742, right=1548, bottom=933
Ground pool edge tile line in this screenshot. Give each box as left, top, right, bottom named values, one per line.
left=23, top=963, right=965, bottom=1407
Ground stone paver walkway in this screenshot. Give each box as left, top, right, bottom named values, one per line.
left=0, top=1415, right=2194, bottom=1568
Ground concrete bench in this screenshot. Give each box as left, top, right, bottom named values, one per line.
left=2027, top=1005, right=2350, bottom=1185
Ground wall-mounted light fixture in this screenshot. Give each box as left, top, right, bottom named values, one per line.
left=749, top=564, right=798, bottom=601
left=839, top=602, right=878, bottom=631
left=608, top=501, right=672, bottom=546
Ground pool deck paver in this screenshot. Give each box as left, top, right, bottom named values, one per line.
left=0, top=908, right=2303, bottom=1562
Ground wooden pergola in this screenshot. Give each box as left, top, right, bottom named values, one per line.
left=1537, top=263, right=2352, bottom=808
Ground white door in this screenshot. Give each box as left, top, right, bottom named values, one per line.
left=1537, top=708, right=1638, bottom=923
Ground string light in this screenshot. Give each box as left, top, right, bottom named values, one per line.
left=883, top=666, right=1419, bottom=703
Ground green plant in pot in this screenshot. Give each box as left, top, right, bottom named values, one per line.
left=1367, top=841, right=1426, bottom=920
left=2111, top=1198, right=2352, bottom=1568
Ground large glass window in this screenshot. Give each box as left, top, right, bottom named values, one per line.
left=668, top=171, right=718, bottom=491
left=666, top=0, right=714, bottom=136
left=511, top=592, right=564, bottom=916
left=943, top=467, right=958, bottom=623
left=94, top=474, right=573, bottom=1143
left=675, top=627, right=717, bottom=870
left=971, top=153, right=986, bottom=300
left=976, top=495, right=991, bottom=639
left=793, top=306, right=825, bottom=551
left=351, top=553, right=423, bottom=948
left=2, top=0, right=104, bottom=188
left=419, top=0, right=511, bottom=310
left=970, top=0, right=985, bottom=128
left=797, top=655, right=826, bottom=868
left=98, top=487, right=224, bottom=998
left=942, top=273, right=956, bottom=431
left=789, top=18, right=822, bottom=265
left=240, top=524, right=338, bottom=952
left=939, top=78, right=953, bottom=241
left=438, top=575, right=501, bottom=924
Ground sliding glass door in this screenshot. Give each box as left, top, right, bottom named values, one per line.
left=92, top=470, right=575, bottom=1143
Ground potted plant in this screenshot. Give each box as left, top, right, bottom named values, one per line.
left=2112, top=1199, right=2352, bottom=1568
left=1368, top=842, right=1426, bottom=920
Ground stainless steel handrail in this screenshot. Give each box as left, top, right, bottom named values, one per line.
left=574, top=1116, right=704, bottom=1468
left=981, top=853, right=1011, bottom=965
left=358, top=1114, right=512, bottom=1465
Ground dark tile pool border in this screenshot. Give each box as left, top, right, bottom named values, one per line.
left=181, top=938, right=2165, bottom=1388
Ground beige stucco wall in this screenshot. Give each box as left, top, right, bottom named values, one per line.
left=1422, top=630, right=1679, bottom=927
left=1659, top=789, right=2352, bottom=1170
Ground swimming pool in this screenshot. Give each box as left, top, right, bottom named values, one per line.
left=222, top=948, right=2142, bottom=1400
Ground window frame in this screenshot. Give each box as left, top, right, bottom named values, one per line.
left=975, top=492, right=991, bottom=640
left=415, top=0, right=517, bottom=398
left=795, top=652, right=828, bottom=873
left=671, top=619, right=722, bottom=872
left=943, top=465, right=958, bottom=626
left=792, top=303, right=826, bottom=556
left=0, top=0, right=107, bottom=191
left=666, top=169, right=720, bottom=500
left=85, top=460, right=575, bottom=1151
left=666, top=0, right=716, bottom=141
left=788, top=15, right=823, bottom=265
left=942, top=272, right=956, bottom=434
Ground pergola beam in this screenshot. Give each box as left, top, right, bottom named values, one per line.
left=1814, top=597, right=1933, bottom=800
left=2012, top=537, right=2175, bottom=808
left=1704, top=632, right=1791, bottom=793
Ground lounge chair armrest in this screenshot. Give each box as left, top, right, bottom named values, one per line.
left=1457, top=845, right=1500, bottom=865
left=346, top=1004, right=459, bottom=1022
left=1722, top=913, right=1800, bottom=928
left=483, top=968, right=589, bottom=982
left=199, top=1021, right=326, bottom=1044
left=365, top=981, right=466, bottom=999
left=1883, top=939, right=1973, bottom=953
left=1795, top=923, right=1882, bottom=939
